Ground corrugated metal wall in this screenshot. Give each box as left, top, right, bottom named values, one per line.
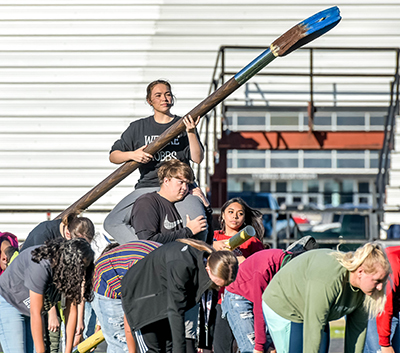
left=1, top=0, right=399, bottom=239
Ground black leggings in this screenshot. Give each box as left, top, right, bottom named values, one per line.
left=213, top=304, right=235, bottom=353
left=136, top=319, right=197, bottom=353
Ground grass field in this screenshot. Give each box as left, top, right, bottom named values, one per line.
left=330, top=325, right=345, bottom=339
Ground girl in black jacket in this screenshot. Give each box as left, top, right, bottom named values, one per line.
left=121, top=239, right=238, bottom=353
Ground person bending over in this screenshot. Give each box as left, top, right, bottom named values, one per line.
left=263, top=242, right=391, bottom=353
left=0, top=238, right=94, bottom=353
left=121, top=239, right=238, bottom=353
left=364, top=245, right=400, bottom=353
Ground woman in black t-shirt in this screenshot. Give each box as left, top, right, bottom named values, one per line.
left=104, top=80, right=208, bottom=244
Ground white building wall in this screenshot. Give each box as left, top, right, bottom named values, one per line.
left=1, top=0, right=400, bottom=239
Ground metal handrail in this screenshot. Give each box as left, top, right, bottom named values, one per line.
left=376, top=49, right=400, bottom=214
left=198, top=46, right=400, bottom=213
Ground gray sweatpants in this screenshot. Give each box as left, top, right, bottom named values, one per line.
left=103, top=186, right=208, bottom=244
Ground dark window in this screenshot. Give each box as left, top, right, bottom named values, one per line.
left=271, top=116, right=298, bottom=126
left=370, top=116, right=384, bottom=126
left=358, top=182, right=369, bottom=193
left=243, top=181, right=255, bottom=192
left=359, top=197, right=369, bottom=204
left=276, top=182, right=287, bottom=192
left=370, top=159, right=379, bottom=168
left=277, top=197, right=286, bottom=206
left=309, top=196, right=318, bottom=204
left=340, top=193, right=353, bottom=204
left=304, top=159, right=331, bottom=168
left=313, top=115, right=331, bottom=126
left=271, top=159, right=298, bottom=168
left=337, top=159, right=364, bottom=168
left=308, top=181, right=319, bottom=193
left=238, top=116, right=265, bottom=126
left=324, top=194, right=332, bottom=205
left=337, top=115, right=364, bottom=126
left=260, top=181, right=271, bottom=192
left=237, top=159, right=265, bottom=168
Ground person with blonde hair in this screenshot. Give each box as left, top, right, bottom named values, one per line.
left=262, top=242, right=391, bottom=353
left=364, top=245, right=400, bottom=353
left=121, top=239, right=238, bottom=353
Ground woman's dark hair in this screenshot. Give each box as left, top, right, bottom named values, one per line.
left=146, top=79, right=175, bottom=107
left=219, top=197, right=264, bottom=241
left=31, top=237, right=95, bottom=304
left=4, top=246, right=18, bottom=264
left=62, top=211, right=95, bottom=243
left=207, top=250, right=238, bottom=287
left=99, top=242, right=120, bottom=258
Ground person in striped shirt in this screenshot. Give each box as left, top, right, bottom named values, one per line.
left=91, top=240, right=161, bottom=352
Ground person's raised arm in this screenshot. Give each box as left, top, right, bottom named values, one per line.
left=183, top=115, right=204, bottom=164
left=110, top=146, right=153, bottom=165
left=30, top=290, right=46, bottom=353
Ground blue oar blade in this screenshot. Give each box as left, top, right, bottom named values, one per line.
left=273, top=6, right=341, bottom=57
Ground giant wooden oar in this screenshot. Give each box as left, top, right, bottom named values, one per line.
left=57, top=6, right=341, bottom=219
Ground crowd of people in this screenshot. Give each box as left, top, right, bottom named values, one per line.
left=0, top=80, right=399, bottom=353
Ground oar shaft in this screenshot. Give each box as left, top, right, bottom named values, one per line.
left=235, top=48, right=276, bottom=85
left=57, top=78, right=240, bottom=219
left=57, top=7, right=341, bottom=219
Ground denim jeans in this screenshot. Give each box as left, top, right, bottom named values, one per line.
left=221, top=290, right=271, bottom=353
left=0, top=294, right=35, bottom=353
left=84, top=300, right=97, bottom=339
left=262, top=301, right=329, bottom=353
left=364, top=314, right=400, bottom=353
left=91, top=292, right=128, bottom=353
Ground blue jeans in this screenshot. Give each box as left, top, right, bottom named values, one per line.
left=364, top=314, right=400, bottom=352
left=91, top=292, right=128, bottom=353
left=84, top=301, right=97, bottom=339
left=262, top=301, right=329, bottom=353
left=0, top=294, right=35, bottom=353
left=221, top=290, right=272, bottom=353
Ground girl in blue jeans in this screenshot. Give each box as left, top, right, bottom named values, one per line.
left=91, top=240, right=161, bottom=352
left=221, top=238, right=318, bottom=353
left=0, top=237, right=94, bottom=353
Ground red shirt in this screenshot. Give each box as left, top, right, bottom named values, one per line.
left=376, top=246, right=400, bottom=347
left=213, top=230, right=264, bottom=258
left=213, top=230, right=264, bottom=304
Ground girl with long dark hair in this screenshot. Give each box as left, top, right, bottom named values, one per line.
left=212, top=197, right=265, bottom=353
left=0, top=237, right=94, bottom=353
